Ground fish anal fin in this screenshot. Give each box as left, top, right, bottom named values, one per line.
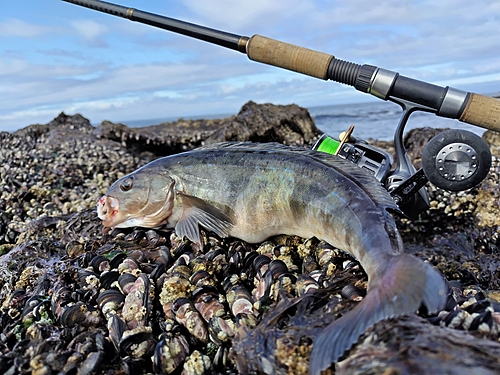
left=175, top=192, right=233, bottom=245
left=309, top=254, right=446, bottom=374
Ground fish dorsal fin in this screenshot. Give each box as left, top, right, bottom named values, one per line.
left=175, top=192, right=233, bottom=245
left=196, top=142, right=400, bottom=212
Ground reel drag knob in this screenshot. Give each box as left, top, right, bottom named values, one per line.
left=422, top=129, right=491, bottom=191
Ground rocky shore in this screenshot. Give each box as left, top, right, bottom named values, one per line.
left=1, top=101, right=499, bottom=374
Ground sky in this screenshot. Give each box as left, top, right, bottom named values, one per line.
left=1, top=0, right=500, bottom=132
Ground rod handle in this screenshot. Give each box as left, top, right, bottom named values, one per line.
left=246, top=35, right=334, bottom=80
left=460, top=93, right=500, bottom=132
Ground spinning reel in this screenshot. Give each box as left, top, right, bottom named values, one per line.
left=63, top=0, right=498, bottom=220
left=313, top=100, right=492, bottom=219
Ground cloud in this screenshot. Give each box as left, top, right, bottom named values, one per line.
left=0, top=18, right=53, bottom=38
left=69, top=19, right=109, bottom=46
left=182, top=0, right=315, bottom=31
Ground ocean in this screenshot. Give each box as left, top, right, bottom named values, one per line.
left=124, top=100, right=486, bottom=142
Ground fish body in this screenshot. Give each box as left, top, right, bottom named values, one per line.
left=97, top=142, right=446, bottom=373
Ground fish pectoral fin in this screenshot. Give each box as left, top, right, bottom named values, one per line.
left=175, top=193, right=233, bottom=245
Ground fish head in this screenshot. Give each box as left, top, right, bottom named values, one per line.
left=97, top=168, right=176, bottom=229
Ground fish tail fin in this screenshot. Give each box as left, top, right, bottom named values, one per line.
left=309, top=254, right=447, bottom=375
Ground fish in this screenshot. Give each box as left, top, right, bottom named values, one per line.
left=96, top=142, right=446, bottom=374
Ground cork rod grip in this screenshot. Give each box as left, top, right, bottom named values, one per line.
left=246, top=35, right=334, bottom=80
left=459, top=93, right=500, bottom=132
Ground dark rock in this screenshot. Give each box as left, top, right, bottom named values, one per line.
left=204, top=101, right=320, bottom=146
left=337, top=315, right=500, bottom=375
left=13, top=112, right=94, bottom=144
left=92, top=101, right=321, bottom=156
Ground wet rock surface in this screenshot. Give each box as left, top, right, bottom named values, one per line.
left=1, top=103, right=500, bottom=374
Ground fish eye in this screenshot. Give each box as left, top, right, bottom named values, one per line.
left=120, top=177, right=134, bottom=192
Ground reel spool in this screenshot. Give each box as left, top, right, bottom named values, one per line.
left=422, top=129, right=491, bottom=191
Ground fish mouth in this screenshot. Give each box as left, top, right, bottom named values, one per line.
left=97, top=195, right=121, bottom=227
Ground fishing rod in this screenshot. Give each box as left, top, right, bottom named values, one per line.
left=62, top=0, right=495, bottom=219
left=63, top=0, right=499, bottom=132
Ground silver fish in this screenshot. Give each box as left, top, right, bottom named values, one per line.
left=97, top=142, right=446, bottom=373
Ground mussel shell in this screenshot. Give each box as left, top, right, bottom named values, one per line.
left=295, top=274, right=320, bottom=297
left=120, top=326, right=155, bottom=357
left=443, top=309, right=466, bottom=328
left=276, top=272, right=297, bottom=293
left=65, top=240, right=84, bottom=258
left=316, top=248, right=335, bottom=267
left=173, top=252, right=194, bottom=268
left=213, top=346, right=230, bottom=371
left=150, top=263, right=166, bottom=284
left=444, top=293, right=458, bottom=312
left=172, top=241, right=191, bottom=257
left=302, top=255, right=320, bottom=274
left=77, top=269, right=98, bottom=284
left=91, top=255, right=110, bottom=273
left=342, top=260, right=359, bottom=271
left=97, top=289, right=125, bottom=310
left=469, top=310, right=493, bottom=331
left=192, top=285, right=219, bottom=301
left=51, top=285, right=74, bottom=317
left=208, top=316, right=237, bottom=346
left=171, top=297, right=192, bottom=316
left=171, top=298, right=209, bottom=343
left=242, top=251, right=258, bottom=270
left=226, top=286, right=254, bottom=317
left=205, top=247, right=226, bottom=263
left=268, top=259, right=289, bottom=279
left=154, top=246, right=173, bottom=268
left=60, top=303, right=89, bottom=327
left=117, top=273, right=138, bottom=295
left=100, top=270, right=120, bottom=289
left=78, top=351, right=104, bottom=375
left=109, top=252, right=128, bottom=269
left=169, top=264, right=192, bottom=280
left=464, top=299, right=491, bottom=314
left=124, top=229, right=146, bottom=242
left=190, top=270, right=212, bottom=287
left=340, top=284, right=365, bottom=301
left=308, top=269, right=326, bottom=285
left=145, top=229, right=165, bottom=246
left=222, top=274, right=240, bottom=293
left=253, top=271, right=273, bottom=302
left=117, top=257, right=141, bottom=275
left=153, top=335, right=190, bottom=375
left=253, top=255, right=271, bottom=278
left=21, top=295, right=48, bottom=323
left=122, top=274, right=152, bottom=329
left=193, top=289, right=226, bottom=322
left=108, top=313, right=126, bottom=352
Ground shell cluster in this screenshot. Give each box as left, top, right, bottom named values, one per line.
left=428, top=281, right=500, bottom=336
left=0, top=113, right=154, bottom=250
left=0, top=224, right=368, bottom=374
